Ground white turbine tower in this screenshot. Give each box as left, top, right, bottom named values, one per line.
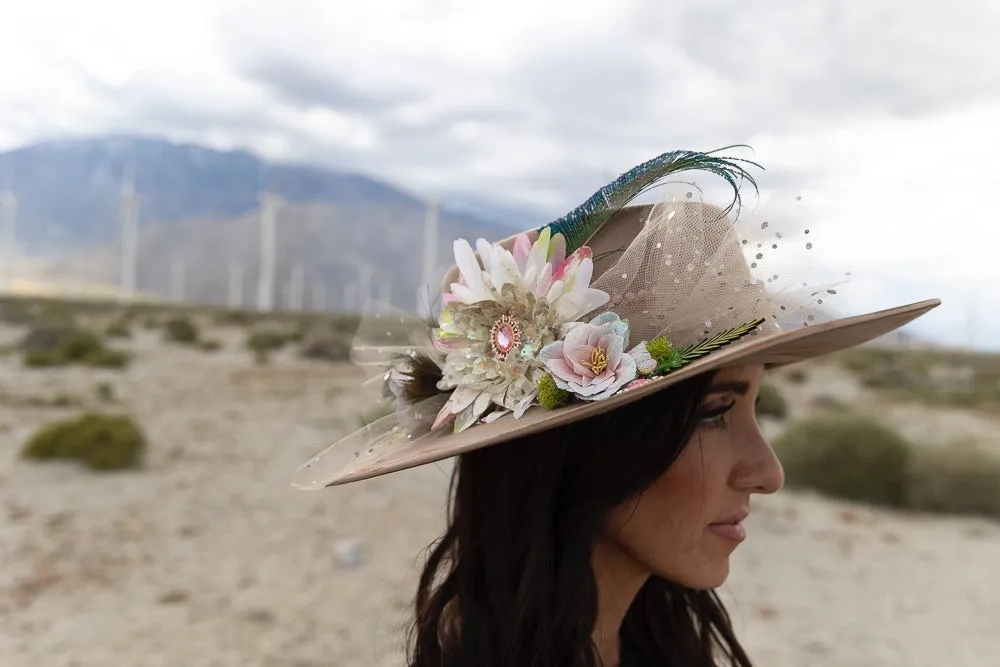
left=343, top=282, right=357, bottom=313
left=227, top=261, right=244, bottom=309
left=356, top=262, right=375, bottom=313
left=119, top=162, right=139, bottom=304
left=311, top=279, right=327, bottom=312
left=288, top=260, right=305, bottom=311
left=256, top=191, right=282, bottom=312
left=376, top=276, right=393, bottom=315
left=418, top=198, right=439, bottom=317
left=169, top=258, right=186, bottom=303
left=0, top=190, right=16, bottom=294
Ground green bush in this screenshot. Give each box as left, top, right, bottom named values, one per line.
left=908, top=440, right=1000, bottom=519
left=756, top=383, right=789, bottom=420
left=786, top=369, right=808, bottom=385
left=87, top=347, right=132, bottom=369
left=19, top=323, right=131, bottom=370
left=298, top=324, right=351, bottom=362
left=215, top=309, right=254, bottom=326
left=163, top=317, right=199, bottom=345
left=774, top=413, right=913, bottom=508
left=246, top=328, right=288, bottom=354
left=198, top=339, right=222, bottom=353
left=0, top=299, right=37, bottom=325
left=94, top=382, right=115, bottom=403
left=105, top=319, right=132, bottom=339
left=21, top=413, right=147, bottom=471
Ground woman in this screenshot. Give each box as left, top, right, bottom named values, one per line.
left=293, top=149, right=939, bottom=666
left=409, top=364, right=775, bottom=667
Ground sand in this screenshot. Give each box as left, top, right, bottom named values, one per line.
left=1, top=324, right=998, bottom=666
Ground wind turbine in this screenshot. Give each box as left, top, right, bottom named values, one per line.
left=0, top=189, right=16, bottom=294
left=227, top=261, right=244, bottom=309
left=418, top=198, right=439, bottom=317
left=256, top=191, right=283, bottom=312
left=169, top=258, right=186, bottom=303
left=119, top=160, right=139, bottom=304
left=288, top=260, right=305, bottom=311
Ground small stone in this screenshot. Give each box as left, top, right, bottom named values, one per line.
left=333, top=538, right=366, bottom=569
left=158, top=590, right=189, bottom=605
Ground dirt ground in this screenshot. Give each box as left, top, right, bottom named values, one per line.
left=1, top=323, right=998, bottom=666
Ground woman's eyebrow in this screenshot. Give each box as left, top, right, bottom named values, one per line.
left=706, top=380, right=751, bottom=396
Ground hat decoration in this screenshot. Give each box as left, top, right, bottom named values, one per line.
left=380, top=148, right=785, bottom=434
left=290, top=145, right=889, bottom=489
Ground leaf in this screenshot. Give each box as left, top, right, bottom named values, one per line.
left=677, top=318, right=767, bottom=364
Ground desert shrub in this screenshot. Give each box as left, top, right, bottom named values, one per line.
left=163, top=316, right=199, bottom=345
left=0, top=299, right=37, bottom=325
left=786, top=369, right=808, bottom=385
left=215, top=309, right=254, bottom=326
left=26, top=393, right=79, bottom=408
left=21, top=413, right=147, bottom=471
left=756, top=383, right=789, bottom=420
left=19, top=323, right=131, bottom=370
left=246, top=328, right=289, bottom=354
left=198, top=339, right=222, bottom=353
left=908, top=440, right=1000, bottom=519
left=328, top=314, right=363, bottom=338
left=298, top=323, right=351, bottom=362
left=105, top=318, right=132, bottom=339
left=94, top=382, right=115, bottom=402
left=810, top=393, right=850, bottom=411
left=86, top=347, right=132, bottom=369
left=774, top=413, right=913, bottom=508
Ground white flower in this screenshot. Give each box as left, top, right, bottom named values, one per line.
left=432, top=229, right=610, bottom=431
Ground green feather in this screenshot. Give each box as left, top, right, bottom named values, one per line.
left=542, top=146, right=762, bottom=253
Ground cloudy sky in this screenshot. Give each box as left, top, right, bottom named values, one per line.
left=1, top=0, right=998, bottom=348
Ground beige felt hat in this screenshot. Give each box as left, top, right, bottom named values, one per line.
left=292, top=150, right=940, bottom=490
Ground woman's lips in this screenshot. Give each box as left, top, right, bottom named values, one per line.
left=707, top=521, right=747, bottom=542
left=708, top=509, right=749, bottom=542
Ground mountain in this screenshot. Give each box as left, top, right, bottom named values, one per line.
left=0, top=135, right=550, bottom=311
left=0, top=135, right=533, bottom=251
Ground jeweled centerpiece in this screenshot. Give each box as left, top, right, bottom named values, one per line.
left=489, top=314, right=523, bottom=360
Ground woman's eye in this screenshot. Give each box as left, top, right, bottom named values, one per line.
left=697, top=401, right=735, bottom=429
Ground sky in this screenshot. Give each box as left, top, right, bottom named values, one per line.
left=0, top=0, right=998, bottom=349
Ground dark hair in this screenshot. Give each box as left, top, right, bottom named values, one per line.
left=407, top=370, right=755, bottom=667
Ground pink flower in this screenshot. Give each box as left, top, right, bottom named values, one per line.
left=538, top=312, right=638, bottom=401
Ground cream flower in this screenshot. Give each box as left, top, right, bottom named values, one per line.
left=432, top=229, right=610, bottom=431
left=538, top=312, right=638, bottom=401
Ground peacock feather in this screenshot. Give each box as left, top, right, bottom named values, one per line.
left=540, top=146, right=762, bottom=253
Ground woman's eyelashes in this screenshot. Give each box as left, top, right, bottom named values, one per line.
left=696, top=400, right=736, bottom=429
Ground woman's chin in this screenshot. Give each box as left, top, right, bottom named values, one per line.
left=657, top=557, right=731, bottom=591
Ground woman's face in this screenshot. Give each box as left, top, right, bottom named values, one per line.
left=599, top=364, right=784, bottom=590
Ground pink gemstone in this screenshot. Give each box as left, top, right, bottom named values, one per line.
left=496, top=324, right=513, bottom=351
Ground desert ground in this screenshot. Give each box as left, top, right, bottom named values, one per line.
left=1, top=309, right=998, bottom=667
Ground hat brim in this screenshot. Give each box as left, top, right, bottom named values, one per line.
left=293, top=298, right=940, bottom=489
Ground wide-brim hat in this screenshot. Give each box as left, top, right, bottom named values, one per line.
left=292, top=149, right=941, bottom=490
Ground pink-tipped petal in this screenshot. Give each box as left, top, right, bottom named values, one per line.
left=547, top=233, right=566, bottom=267
left=512, top=234, right=533, bottom=271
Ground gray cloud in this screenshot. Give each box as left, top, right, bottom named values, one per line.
left=234, top=56, right=418, bottom=114
left=8, top=0, right=999, bottom=214
left=666, top=1, right=1000, bottom=119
